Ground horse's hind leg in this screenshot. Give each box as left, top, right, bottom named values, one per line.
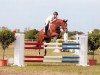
left=44, top=48, right=47, bottom=56
left=39, top=49, right=40, bottom=56
left=44, top=39, right=51, bottom=56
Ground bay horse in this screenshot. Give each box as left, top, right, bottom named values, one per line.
left=38, top=19, right=68, bottom=56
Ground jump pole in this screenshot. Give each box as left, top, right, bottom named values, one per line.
left=13, top=33, right=88, bottom=66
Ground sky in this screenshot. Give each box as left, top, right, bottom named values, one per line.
left=0, top=0, right=100, bottom=33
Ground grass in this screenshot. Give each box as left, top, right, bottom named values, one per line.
left=0, top=44, right=100, bottom=75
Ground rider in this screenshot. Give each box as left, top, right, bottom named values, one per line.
left=45, top=11, right=58, bottom=35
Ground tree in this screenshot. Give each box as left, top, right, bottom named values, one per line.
left=25, top=29, right=39, bottom=40
left=88, top=29, right=100, bottom=59
left=0, top=29, right=16, bottom=60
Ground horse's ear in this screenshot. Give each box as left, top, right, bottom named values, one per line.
left=63, top=19, right=68, bottom=23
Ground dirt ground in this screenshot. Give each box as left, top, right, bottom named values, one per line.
left=0, top=68, right=78, bottom=75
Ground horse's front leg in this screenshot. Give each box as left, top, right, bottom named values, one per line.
left=44, top=45, right=47, bottom=56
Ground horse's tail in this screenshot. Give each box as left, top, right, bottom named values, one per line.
left=36, top=41, right=42, bottom=47
left=37, top=36, right=43, bottom=56
left=36, top=30, right=43, bottom=48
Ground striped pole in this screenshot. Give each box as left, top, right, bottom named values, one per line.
left=57, top=39, right=79, bottom=42
left=24, top=60, right=79, bottom=63
left=25, top=42, right=62, bottom=45
left=44, top=43, right=62, bottom=45
left=25, top=56, right=79, bottom=58
left=24, top=56, right=79, bottom=63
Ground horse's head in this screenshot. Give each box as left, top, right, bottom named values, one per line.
left=62, top=19, right=68, bottom=33
left=55, top=19, right=68, bottom=33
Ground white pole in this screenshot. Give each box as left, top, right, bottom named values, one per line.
left=53, top=40, right=60, bottom=52
left=74, top=34, right=79, bottom=54
left=63, top=33, right=69, bottom=52
left=79, top=35, right=88, bottom=66
left=13, top=33, right=25, bottom=66
left=63, top=33, right=68, bottom=42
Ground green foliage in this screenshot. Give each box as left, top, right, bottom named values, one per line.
left=25, top=29, right=39, bottom=39
left=0, top=29, right=16, bottom=59
left=88, top=29, right=100, bottom=59
left=88, top=29, right=100, bottom=51
left=0, top=30, right=16, bottom=50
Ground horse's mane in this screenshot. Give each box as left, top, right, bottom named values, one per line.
left=52, top=19, right=67, bottom=26
left=52, top=19, right=63, bottom=25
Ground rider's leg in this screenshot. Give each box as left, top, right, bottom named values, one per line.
left=45, top=23, right=49, bottom=35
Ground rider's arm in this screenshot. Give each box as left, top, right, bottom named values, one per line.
left=50, top=17, right=57, bottom=24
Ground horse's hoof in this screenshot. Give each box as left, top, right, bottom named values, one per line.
left=60, top=49, right=63, bottom=52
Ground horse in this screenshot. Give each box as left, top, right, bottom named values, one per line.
left=38, top=19, right=68, bottom=56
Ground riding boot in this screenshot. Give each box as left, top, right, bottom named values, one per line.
left=45, top=28, right=47, bottom=35
left=45, top=23, right=49, bottom=35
